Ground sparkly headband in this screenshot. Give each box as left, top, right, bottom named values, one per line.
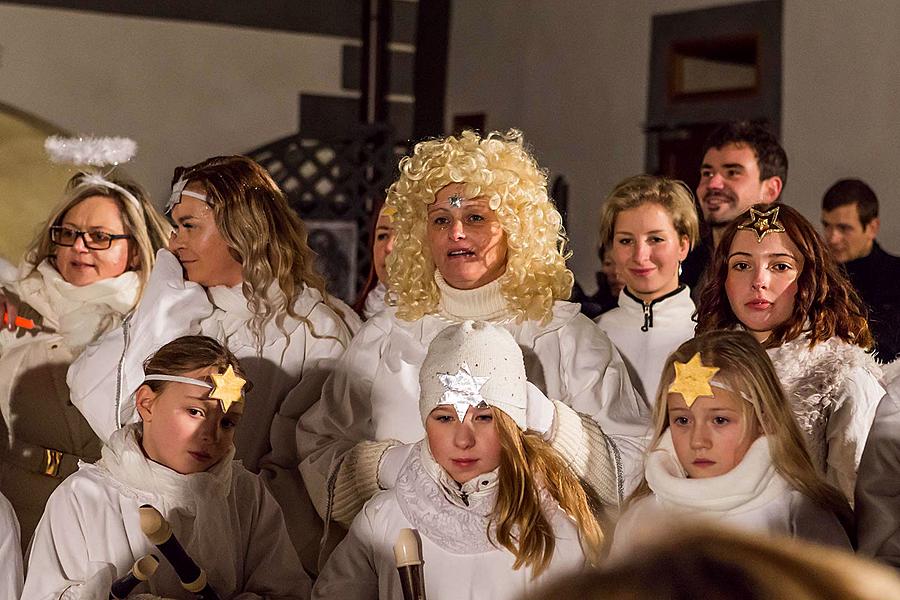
left=669, top=353, right=750, bottom=406
left=737, top=206, right=785, bottom=242
left=77, top=172, right=143, bottom=215
left=143, top=365, right=246, bottom=412
left=165, top=176, right=209, bottom=215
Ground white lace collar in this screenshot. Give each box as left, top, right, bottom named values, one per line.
left=434, top=271, right=510, bottom=322
left=645, top=430, right=788, bottom=513
left=394, top=441, right=500, bottom=554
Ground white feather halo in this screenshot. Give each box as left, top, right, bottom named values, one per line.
left=44, top=135, right=137, bottom=167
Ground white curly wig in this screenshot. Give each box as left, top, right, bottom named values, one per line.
left=385, top=129, right=573, bottom=323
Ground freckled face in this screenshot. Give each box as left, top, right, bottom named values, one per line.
left=169, top=186, right=243, bottom=287
left=725, top=230, right=803, bottom=342
left=667, top=386, right=760, bottom=479
left=425, top=405, right=502, bottom=485
left=136, top=366, right=243, bottom=475
left=54, top=195, right=132, bottom=286
left=426, top=183, right=508, bottom=290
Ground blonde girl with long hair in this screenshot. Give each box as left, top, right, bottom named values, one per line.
left=611, top=330, right=851, bottom=556
left=68, top=155, right=360, bottom=571
left=314, top=321, right=604, bottom=600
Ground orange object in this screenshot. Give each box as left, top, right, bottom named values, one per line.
left=2, top=312, right=35, bottom=330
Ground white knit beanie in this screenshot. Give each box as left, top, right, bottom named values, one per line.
left=419, top=320, right=527, bottom=429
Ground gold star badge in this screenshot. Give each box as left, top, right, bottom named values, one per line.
left=380, top=205, right=398, bottom=222
left=737, top=206, right=785, bottom=242
left=210, top=365, right=247, bottom=412
left=669, top=353, right=720, bottom=407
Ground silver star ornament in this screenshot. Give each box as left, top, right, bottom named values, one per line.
left=438, top=362, right=490, bottom=421
left=448, top=193, right=464, bottom=208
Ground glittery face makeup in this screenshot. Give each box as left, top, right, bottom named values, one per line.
left=169, top=191, right=243, bottom=288
left=426, top=183, right=507, bottom=290
left=54, top=195, right=132, bottom=286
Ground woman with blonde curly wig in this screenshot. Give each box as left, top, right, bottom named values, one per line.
left=68, top=155, right=360, bottom=571
left=695, top=203, right=883, bottom=502
left=299, top=130, right=648, bottom=537
left=0, top=170, right=169, bottom=546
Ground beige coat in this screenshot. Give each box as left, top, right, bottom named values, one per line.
left=0, top=261, right=138, bottom=547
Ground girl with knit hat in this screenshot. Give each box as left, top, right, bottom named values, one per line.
left=313, top=321, right=604, bottom=599
left=299, top=130, right=646, bottom=534
left=611, top=330, right=851, bottom=557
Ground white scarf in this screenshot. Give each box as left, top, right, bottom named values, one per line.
left=96, top=423, right=238, bottom=591
left=363, top=281, right=388, bottom=319
left=645, top=430, right=789, bottom=513
left=15, top=260, right=139, bottom=351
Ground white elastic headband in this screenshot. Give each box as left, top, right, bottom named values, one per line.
left=142, top=374, right=211, bottom=390
left=166, top=176, right=209, bottom=214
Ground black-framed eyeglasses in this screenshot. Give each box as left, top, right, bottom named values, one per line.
left=49, top=226, right=132, bottom=250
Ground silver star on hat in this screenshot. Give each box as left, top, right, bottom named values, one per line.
left=438, top=362, right=490, bottom=421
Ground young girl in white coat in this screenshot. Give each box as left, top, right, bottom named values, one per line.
left=612, top=330, right=852, bottom=556
left=313, top=321, right=605, bottom=600
left=23, top=335, right=309, bottom=599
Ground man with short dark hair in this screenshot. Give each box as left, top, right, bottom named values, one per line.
left=822, top=178, right=900, bottom=362
left=682, top=121, right=787, bottom=292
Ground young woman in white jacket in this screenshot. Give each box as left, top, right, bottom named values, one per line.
left=696, top=203, right=884, bottom=502
left=612, top=330, right=851, bottom=557
left=67, top=156, right=359, bottom=571
left=596, top=175, right=699, bottom=404
left=298, top=130, right=647, bottom=533
left=314, top=321, right=604, bottom=600
left=0, top=171, right=169, bottom=545
left=23, top=336, right=309, bottom=600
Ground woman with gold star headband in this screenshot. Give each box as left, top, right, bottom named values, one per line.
left=67, top=155, right=361, bottom=572
left=696, top=203, right=883, bottom=502
left=299, top=129, right=647, bottom=537
left=24, top=335, right=311, bottom=599
left=611, top=330, right=851, bottom=557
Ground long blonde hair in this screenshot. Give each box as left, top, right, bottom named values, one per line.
left=628, top=330, right=851, bottom=530
left=26, top=170, right=170, bottom=292
left=492, top=409, right=604, bottom=577
left=385, top=130, right=573, bottom=324
left=172, top=156, right=348, bottom=347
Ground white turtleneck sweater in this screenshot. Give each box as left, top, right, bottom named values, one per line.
left=611, top=431, right=850, bottom=557
left=298, top=271, right=649, bottom=527
left=596, top=285, right=696, bottom=404
left=22, top=424, right=309, bottom=600
left=313, top=441, right=587, bottom=600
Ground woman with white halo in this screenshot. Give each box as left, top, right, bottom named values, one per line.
left=0, top=164, right=169, bottom=545
left=298, top=130, right=649, bottom=531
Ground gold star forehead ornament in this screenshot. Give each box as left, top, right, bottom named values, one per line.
left=737, top=206, right=786, bottom=242
left=380, top=205, right=398, bottom=223
left=669, top=353, right=720, bottom=407
left=210, top=365, right=247, bottom=412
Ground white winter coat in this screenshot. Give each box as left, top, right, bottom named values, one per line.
left=298, top=300, right=649, bottom=522
left=0, top=260, right=140, bottom=544
left=766, top=335, right=883, bottom=501
left=67, top=249, right=359, bottom=571
left=596, top=286, right=695, bottom=404
left=22, top=423, right=309, bottom=600
left=313, top=442, right=588, bottom=600
left=612, top=431, right=850, bottom=556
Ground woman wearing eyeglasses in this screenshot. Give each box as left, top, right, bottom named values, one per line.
left=0, top=171, right=169, bottom=546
